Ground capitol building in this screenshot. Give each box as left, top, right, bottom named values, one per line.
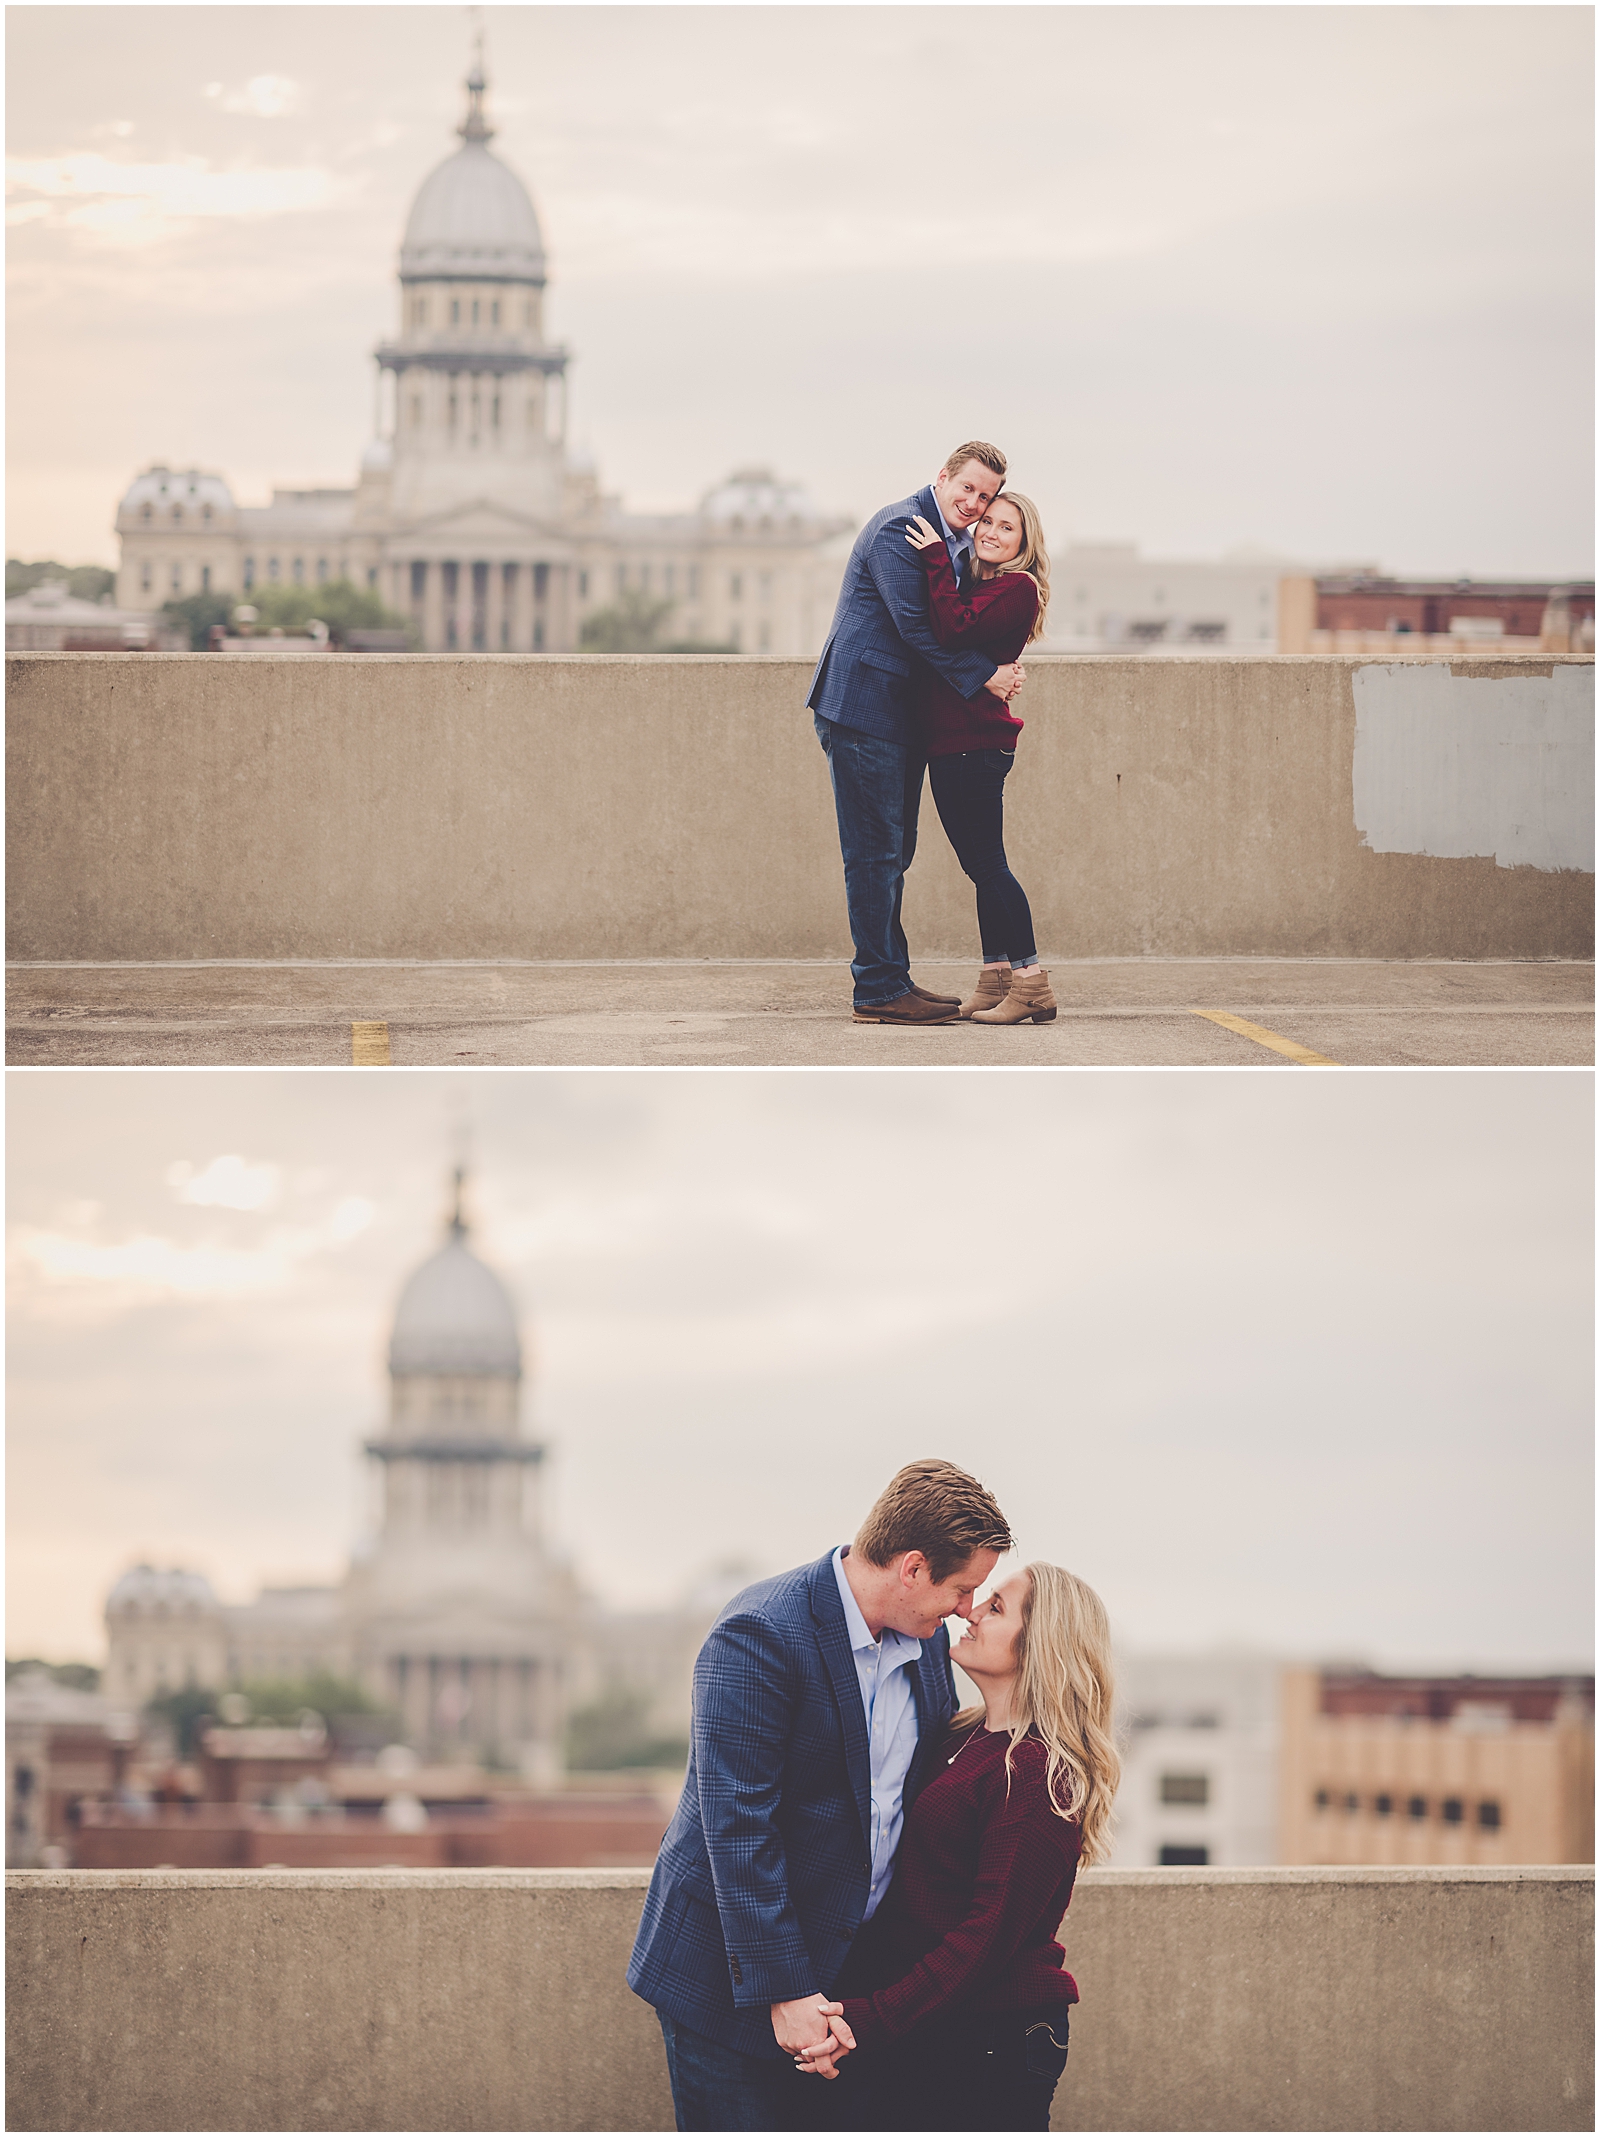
left=105, top=1173, right=579, bottom=1778
left=112, top=54, right=851, bottom=655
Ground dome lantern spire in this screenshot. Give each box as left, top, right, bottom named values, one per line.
left=458, top=33, right=495, bottom=145
left=449, top=1163, right=468, bottom=1241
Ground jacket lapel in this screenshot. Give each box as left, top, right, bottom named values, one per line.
left=809, top=1552, right=874, bottom=1848
left=905, top=1627, right=956, bottom=1803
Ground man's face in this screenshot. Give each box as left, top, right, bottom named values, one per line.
left=883, top=1548, right=1002, bottom=1640
left=932, top=459, right=1002, bottom=530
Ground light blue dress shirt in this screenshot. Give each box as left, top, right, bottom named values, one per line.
left=831, top=1546, right=922, bottom=1922
left=929, top=490, right=974, bottom=587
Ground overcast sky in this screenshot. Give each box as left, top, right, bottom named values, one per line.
left=7, top=1068, right=1592, bottom=1673
left=6, top=5, right=1594, bottom=575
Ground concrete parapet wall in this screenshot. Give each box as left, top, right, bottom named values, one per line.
left=6, top=654, right=1593, bottom=961
left=6, top=1866, right=1592, bottom=2132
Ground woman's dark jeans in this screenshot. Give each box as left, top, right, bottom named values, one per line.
left=927, top=748, right=1037, bottom=966
left=871, top=2004, right=1070, bottom=2132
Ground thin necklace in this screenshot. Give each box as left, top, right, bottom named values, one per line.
left=946, top=1724, right=995, bottom=1767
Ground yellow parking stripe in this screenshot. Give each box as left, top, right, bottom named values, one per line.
left=351, top=1020, right=391, bottom=1065
left=1191, top=1010, right=1339, bottom=1066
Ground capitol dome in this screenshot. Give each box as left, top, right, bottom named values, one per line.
left=105, top=1566, right=220, bottom=1616
left=398, top=62, right=546, bottom=286
left=389, top=1180, right=522, bottom=1379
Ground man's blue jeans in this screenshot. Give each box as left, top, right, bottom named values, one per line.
left=814, top=713, right=926, bottom=1008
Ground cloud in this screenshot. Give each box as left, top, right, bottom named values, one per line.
left=12, top=1228, right=292, bottom=1300
left=4, top=150, right=349, bottom=244
left=204, top=76, right=304, bottom=121
left=167, top=1155, right=283, bottom=1212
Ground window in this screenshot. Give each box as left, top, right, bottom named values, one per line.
left=201, top=565, right=211, bottom=592
left=316, top=558, right=328, bottom=584
left=1313, top=1788, right=1329, bottom=1811
left=491, top=394, right=500, bottom=430
left=141, top=563, right=152, bottom=592
left=367, top=568, right=377, bottom=589
left=471, top=298, right=479, bottom=325
left=268, top=558, right=280, bottom=583
left=1159, top=1845, right=1208, bottom=1866
left=1160, top=1774, right=1209, bottom=1806
left=1441, top=1798, right=1464, bottom=1825
left=1407, top=1795, right=1428, bottom=1820
left=578, top=571, right=588, bottom=600
left=451, top=299, right=460, bottom=325
left=448, top=391, right=458, bottom=428
left=729, top=573, right=742, bottom=600
left=491, top=300, right=500, bottom=327
left=202, top=505, right=212, bottom=523
left=1344, top=1792, right=1360, bottom=1813
left=141, top=502, right=152, bottom=523
left=243, top=558, right=255, bottom=590
left=170, top=564, right=182, bottom=592
left=1374, top=1793, right=1393, bottom=1816
left=1477, top=1800, right=1501, bottom=1830
left=173, top=504, right=183, bottom=524
left=292, top=558, right=304, bottom=586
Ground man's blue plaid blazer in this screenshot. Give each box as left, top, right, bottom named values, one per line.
left=627, top=1548, right=958, bottom=2058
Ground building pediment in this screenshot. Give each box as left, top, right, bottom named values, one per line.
left=399, top=497, right=564, bottom=544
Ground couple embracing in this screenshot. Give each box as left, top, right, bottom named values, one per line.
left=807, top=441, right=1056, bottom=1029
left=628, top=1460, right=1119, bottom=2132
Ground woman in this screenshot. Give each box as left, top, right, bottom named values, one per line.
left=796, top=1562, right=1119, bottom=2131
left=904, top=494, right=1056, bottom=1026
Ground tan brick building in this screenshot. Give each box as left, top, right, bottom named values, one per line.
left=1280, top=1667, right=1593, bottom=1866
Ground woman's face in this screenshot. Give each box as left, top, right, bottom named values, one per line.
left=973, top=502, right=1025, bottom=568
left=954, top=1571, right=1030, bottom=1680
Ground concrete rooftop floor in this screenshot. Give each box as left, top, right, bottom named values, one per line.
left=6, top=959, right=1592, bottom=1068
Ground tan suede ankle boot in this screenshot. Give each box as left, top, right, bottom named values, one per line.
left=971, top=966, right=1057, bottom=1024
left=959, top=966, right=1012, bottom=1019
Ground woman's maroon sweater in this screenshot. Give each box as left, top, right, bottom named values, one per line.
left=838, top=1723, right=1082, bottom=2049
left=915, top=545, right=1040, bottom=758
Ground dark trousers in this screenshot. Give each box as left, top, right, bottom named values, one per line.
left=869, top=2004, right=1070, bottom=2133
left=657, top=2010, right=881, bottom=2133
left=814, top=713, right=926, bottom=1007
left=927, top=747, right=1037, bottom=965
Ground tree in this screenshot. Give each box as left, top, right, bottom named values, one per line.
left=579, top=586, right=736, bottom=655
left=4, top=1658, right=101, bottom=1691
left=6, top=560, right=115, bottom=604
left=160, top=591, right=234, bottom=650
left=247, top=579, right=414, bottom=646
left=566, top=1684, right=689, bottom=1771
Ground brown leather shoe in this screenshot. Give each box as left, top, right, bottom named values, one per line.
left=908, top=981, right=961, bottom=1008
left=959, top=967, right=1011, bottom=1019
left=853, top=991, right=960, bottom=1025
left=971, top=967, right=1058, bottom=1024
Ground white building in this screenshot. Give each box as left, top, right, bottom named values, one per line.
left=113, top=56, right=850, bottom=654
left=1039, top=544, right=1375, bottom=655
left=1108, top=1651, right=1283, bottom=1866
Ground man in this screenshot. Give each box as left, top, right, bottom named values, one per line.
left=807, top=442, right=1025, bottom=1026
left=628, top=1459, right=1013, bottom=2132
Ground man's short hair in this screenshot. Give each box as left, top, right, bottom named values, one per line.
left=940, top=440, right=1007, bottom=483
left=854, top=1459, right=1013, bottom=1582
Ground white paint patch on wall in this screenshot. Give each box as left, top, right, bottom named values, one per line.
left=1351, top=663, right=1595, bottom=873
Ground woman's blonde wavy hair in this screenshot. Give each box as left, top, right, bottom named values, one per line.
left=954, top=1561, right=1120, bottom=1864
left=979, top=490, right=1051, bottom=644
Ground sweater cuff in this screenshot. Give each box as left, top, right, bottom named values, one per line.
left=839, top=1997, right=888, bottom=2051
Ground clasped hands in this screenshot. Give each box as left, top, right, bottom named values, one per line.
left=771, top=1993, right=856, bottom=2080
